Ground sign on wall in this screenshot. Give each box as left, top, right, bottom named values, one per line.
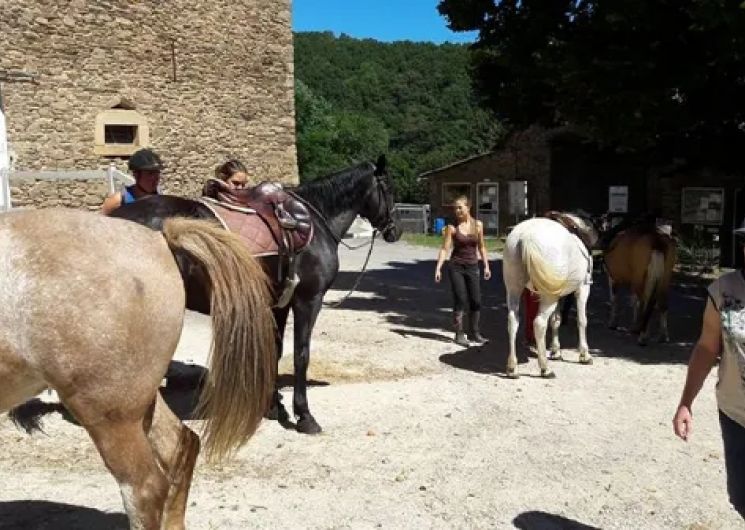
left=681, top=187, right=724, bottom=225
left=608, top=186, right=628, bottom=213
left=508, top=180, right=528, bottom=216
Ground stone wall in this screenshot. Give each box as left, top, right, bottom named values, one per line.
left=9, top=177, right=109, bottom=211
left=1, top=0, right=297, bottom=209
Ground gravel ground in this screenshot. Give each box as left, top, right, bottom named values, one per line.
left=0, top=238, right=739, bottom=529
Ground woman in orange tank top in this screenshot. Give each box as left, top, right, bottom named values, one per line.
left=434, top=195, right=492, bottom=346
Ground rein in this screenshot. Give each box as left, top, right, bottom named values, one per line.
left=287, top=190, right=382, bottom=307
left=326, top=229, right=378, bottom=308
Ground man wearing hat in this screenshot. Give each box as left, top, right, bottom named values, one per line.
left=101, top=147, right=163, bottom=215
left=673, top=218, right=745, bottom=520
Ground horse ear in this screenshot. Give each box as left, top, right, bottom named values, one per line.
left=374, top=154, right=387, bottom=175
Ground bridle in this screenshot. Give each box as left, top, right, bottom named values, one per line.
left=371, top=170, right=398, bottom=237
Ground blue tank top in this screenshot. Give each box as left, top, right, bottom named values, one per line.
left=122, top=185, right=137, bottom=205
left=122, top=185, right=161, bottom=204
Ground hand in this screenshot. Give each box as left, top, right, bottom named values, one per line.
left=435, top=270, right=442, bottom=283
left=673, top=404, right=693, bottom=441
left=484, top=268, right=491, bottom=280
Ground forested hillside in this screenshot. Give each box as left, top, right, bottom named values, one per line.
left=294, top=32, right=502, bottom=202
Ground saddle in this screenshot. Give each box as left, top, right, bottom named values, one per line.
left=543, top=210, right=594, bottom=251
left=543, top=210, right=594, bottom=285
left=200, top=179, right=314, bottom=307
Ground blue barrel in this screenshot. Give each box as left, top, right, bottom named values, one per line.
left=434, top=217, right=446, bottom=235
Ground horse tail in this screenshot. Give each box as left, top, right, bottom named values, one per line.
left=521, top=238, right=567, bottom=297
left=162, top=218, right=276, bottom=462
left=639, top=250, right=665, bottom=334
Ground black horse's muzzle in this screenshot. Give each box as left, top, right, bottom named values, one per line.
left=380, top=219, right=402, bottom=242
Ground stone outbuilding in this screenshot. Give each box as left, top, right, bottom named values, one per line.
left=0, top=0, right=297, bottom=209
left=419, top=127, right=552, bottom=235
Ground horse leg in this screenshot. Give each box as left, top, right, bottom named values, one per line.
left=657, top=304, right=670, bottom=343
left=86, top=417, right=170, bottom=529
left=292, top=294, right=323, bottom=434
left=548, top=308, right=562, bottom=360
left=506, top=290, right=521, bottom=378
left=266, top=306, right=290, bottom=424
left=607, top=277, right=620, bottom=330
left=630, top=292, right=641, bottom=334
left=145, top=394, right=200, bottom=530
left=576, top=284, right=593, bottom=365
left=534, top=297, right=558, bottom=378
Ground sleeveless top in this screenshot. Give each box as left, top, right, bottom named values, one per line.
left=121, top=185, right=160, bottom=205
left=450, top=223, right=479, bottom=265
left=121, top=185, right=138, bottom=205
left=708, top=270, right=745, bottom=428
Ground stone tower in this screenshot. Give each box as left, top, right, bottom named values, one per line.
left=0, top=0, right=297, bottom=208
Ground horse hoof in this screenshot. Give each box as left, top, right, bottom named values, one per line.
left=549, top=351, right=563, bottom=361
left=297, top=416, right=322, bottom=435
left=505, top=370, right=519, bottom=379
left=540, top=369, right=556, bottom=379
left=266, top=404, right=290, bottom=423
left=579, top=356, right=593, bottom=365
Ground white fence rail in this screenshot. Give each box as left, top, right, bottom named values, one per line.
left=0, top=163, right=134, bottom=211
left=0, top=168, right=9, bottom=212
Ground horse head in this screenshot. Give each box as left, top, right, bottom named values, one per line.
left=365, top=154, right=402, bottom=243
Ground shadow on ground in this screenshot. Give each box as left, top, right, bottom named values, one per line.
left=513, top=510, right=601, bottom=530
left=0, top=500, right=127, bottom=530
left=331, top=257, right=707, bottom=372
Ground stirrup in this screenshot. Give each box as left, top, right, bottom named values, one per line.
left=275, top=273, right=300, bottom=308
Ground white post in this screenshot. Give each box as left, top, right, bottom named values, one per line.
left=0, top=108, right=10, bottom=212
left=107, top=162, right=116, bottom=196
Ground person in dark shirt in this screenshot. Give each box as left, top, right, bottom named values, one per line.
left=434, top=195, right=492, bottom=347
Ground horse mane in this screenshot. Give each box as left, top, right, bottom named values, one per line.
left=294, top=161, right=376, bottom=218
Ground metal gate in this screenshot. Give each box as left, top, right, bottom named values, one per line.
left=394, top=203, right=429, bottom=234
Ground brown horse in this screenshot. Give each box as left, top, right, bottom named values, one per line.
left=0, top=209, right=275, bottom=529
left=603, top=222, right=677, bottom=345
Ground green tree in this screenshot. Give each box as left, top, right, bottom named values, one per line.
left=438, top=0, right=745, bottom=165
left=294, top=32, right=503, bottom=200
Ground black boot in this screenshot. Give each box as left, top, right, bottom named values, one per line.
left=468, top=310, right=488, bottom=344
left=453, top=311, right=470, bottom=347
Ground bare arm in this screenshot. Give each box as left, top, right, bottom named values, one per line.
left=673, top=298, right=722, bottom=440
left=434, top=226, right=453, bottom=283
left=476, top=220, right=491, bottom=280
left=100, top=192, right=122, bottom=216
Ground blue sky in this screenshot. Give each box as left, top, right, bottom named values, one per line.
left=292, top=0, right=478, bottom=44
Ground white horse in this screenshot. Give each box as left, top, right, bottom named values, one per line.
left=502, top=215, right=597, bottom=378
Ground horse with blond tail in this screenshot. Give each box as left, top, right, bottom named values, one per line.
left=0, top=209, right=275, bottom=529
left=603, top=221, right=677, bottom=345
left=502, top=216, right=597, bottom=378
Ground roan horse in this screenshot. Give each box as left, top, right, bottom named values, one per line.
left=502, top=213, right=599, bottom=378
left=111, top=156, right=402, bottom=434
left=0, top=209, right=276, bottom=529
left=603, top=220, right=677, bottom=345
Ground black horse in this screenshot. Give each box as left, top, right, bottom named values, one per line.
left=111, top=156, right=402, bottom=434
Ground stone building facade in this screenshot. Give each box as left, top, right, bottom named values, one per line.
left=0, top=0, right=297, bottom=210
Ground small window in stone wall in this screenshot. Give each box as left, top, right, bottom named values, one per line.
left=104, top=124, right=137, bottom=144
left=442, top=183, right=472, bottom=206
left=94, top=108, right=149, bottom=156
